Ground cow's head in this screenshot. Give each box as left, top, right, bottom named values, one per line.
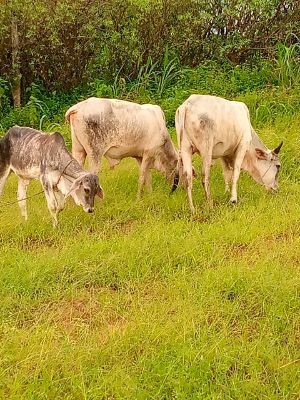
left=153, top=139, right=179, bottom=183
left=171, top=155, right=197, bottom=193
left=253, top=142, right=283, bottom=192
left=67, top=174, right=104, bottom=213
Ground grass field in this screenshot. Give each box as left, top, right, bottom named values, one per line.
left=0, top=106, right=300, bottom=399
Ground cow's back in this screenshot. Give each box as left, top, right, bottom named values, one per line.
left=67, top=97, right=168, bottom=151
left=183, top=95, right=252, bottom=149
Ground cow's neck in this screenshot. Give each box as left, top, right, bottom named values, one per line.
left=242, top=128, right=269, bottom=183
left=241, top=146, right=262, bottom=184
left=163, top=139, right=179, bottom=178
left=251, top=128, right=267, bottom=151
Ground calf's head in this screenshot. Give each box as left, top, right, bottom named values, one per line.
left=67, top=174, right=104, bottom=213
left=253, top=142, right=283, bottom=192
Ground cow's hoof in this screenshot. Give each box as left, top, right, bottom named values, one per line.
left=230, top=199, right=237, bottom=204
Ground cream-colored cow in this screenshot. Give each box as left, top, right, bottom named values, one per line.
left=65, top=97, right=178, bottom=196
left=173, top=95, right=282, bottom=212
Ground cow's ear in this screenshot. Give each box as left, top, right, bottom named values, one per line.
left=255, top=148, right=269, bottom=160
left=96, top=185, right=104, bottom=199
left=273, top=141, right=283, bottom=155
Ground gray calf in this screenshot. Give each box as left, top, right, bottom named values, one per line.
left=0, top=126, right=103, bottom=226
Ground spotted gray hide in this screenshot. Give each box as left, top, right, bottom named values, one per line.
left=0, top=126, right=104, bottom=226
left=174, top=95, right=282, bottom=212
left=65, top=97, right=179, bottom=196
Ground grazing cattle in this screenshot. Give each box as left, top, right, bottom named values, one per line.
left=65, top=97, right=179, bottom=196
left=0, top=126, right=103, bottom=226
left=173, top=95, right=282, bottom=212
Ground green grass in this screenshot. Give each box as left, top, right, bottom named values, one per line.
left=0, top=105, right=300, bottom=399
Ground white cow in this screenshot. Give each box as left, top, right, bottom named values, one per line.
left=173, top=95, right=282, bottom=212
left=65, top=97, right=179, bottom=196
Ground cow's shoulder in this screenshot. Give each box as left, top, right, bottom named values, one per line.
left=142, top=103, right=164, bottom=117
left=230, top=100, right=248, bottom=112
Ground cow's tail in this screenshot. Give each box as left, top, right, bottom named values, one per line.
left=65, top=105, right=85, bottom=166
left=171, top=105, right=186, bottom=193
left=65, top=105, right=78, bottom=124
left=65, top=105, right=79, bottom=147
left=175, top=105, right=186, bottom=150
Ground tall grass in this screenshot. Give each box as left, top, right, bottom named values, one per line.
left=0, top=109, right=300, bottom=398
left=276, top=40, right=300, bottom=87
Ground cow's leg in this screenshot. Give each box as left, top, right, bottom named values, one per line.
left=230, top=144, right=248, bottom=204
left=17, top=178, right=30, bottom=220
left=71, top=130, right=87, bottom=167
left=196, top=135, right=214, bottom=206
left=221, top=158, right=233, bottom=193
left=137, top=156, right=152, bottom=198
left=136, top=157, right=152, bottom=193
left=105, top=155, right=120, bottom=170
left=201, top=154, right=213, bottom=206
left=84, top=147, right=102, bottom=176
left=41, top=177, right=65, bottom=227
left=180, top=143, right=194, bottom=213
left=135, top=157, right=142, bottom=168
left=0, top=166, right=10, bottom=197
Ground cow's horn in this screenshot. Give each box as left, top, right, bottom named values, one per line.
left=171, top=173, right=180, bottom=193
left=273, top=141, right=283, bottom=154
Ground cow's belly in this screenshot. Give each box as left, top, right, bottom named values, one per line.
left=104, top=145, right=143, bottom=160
left=211, top=142, right=235, bottom=159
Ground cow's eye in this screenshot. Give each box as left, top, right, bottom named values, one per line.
left=84, top=188, right=90, bottom=194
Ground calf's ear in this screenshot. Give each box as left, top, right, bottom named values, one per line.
left=66, top=177, right=82, bottom=197
left=255, top=148, right=269, bottom=160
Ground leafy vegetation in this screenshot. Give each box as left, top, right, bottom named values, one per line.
left=0, top=0, right=299, bottom=100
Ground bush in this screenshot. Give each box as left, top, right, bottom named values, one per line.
left=0, top=0, right=298, bottom=101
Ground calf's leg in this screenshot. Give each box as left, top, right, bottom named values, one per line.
left=41, top=177, right=65, bottom=227
left=0, top=166, right=10, bottom=197
left=17, top=178, right=30, bottom=220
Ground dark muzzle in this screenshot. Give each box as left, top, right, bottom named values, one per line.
left=171, top=173, right=180, bottom=194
